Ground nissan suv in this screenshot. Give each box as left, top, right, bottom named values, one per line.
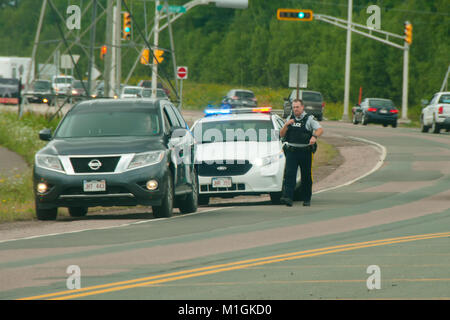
left=34, top=98, right=198, bottom=220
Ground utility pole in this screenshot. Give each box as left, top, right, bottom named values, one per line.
left=115, top=0, right=121, bottom=95
left=401, top=45, right=409, bottom=121
left=343, top=0, right=352, bottom=121
left=151, top=0, right=161, bottom=98
left=104, top=0, right=114, bottom=97
left=87, top=0, right=97, bottom=97
left=165, top=0, right=179, bottom=94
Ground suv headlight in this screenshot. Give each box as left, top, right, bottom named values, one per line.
left=35, top=155, right=64, bottom=172
left=127, top=151, right=165, bottom=170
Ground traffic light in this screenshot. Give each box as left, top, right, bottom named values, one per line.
left=153, top=49, right=164, bottom=64
left=277, top=9, right=313, bottom=21
left=140, top=48, right=150, bottom=65
left=404, top=21, right=413, bottom=45
left=100, top=45, right=107, bottom=60
left=123, top=12, right=131, bottom=40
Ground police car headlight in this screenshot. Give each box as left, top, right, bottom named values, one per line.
left=127, top=151, right=164, bottom=170
left=254, top=153, right=281, bottom=167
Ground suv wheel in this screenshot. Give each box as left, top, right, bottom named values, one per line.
left=431, top=118, right=441, bottom=134
left=152, top=171, right=174, bottom=218
left=352, top=114, right=359, bottom=125
left=178, top=171, right=198, bottom=214
left=420, top=116, right=430, bottom=133
left=35, top=200, right=58, bottom=221
left=362, top=114, right=369, bottom=125
left=68, top=207, right=88, bottom=217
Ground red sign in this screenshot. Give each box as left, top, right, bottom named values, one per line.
left=177, top=66, right=188, bottom=80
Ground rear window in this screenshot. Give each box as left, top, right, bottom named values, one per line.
left=438, top=94, right=450, bottom=103
left=54, top=77, right=73, bottom=84
left=302, top=92, right=322, bottom=102
left=235, top=91, right=255, bottom=99
left=124, top=88, right=141, bottom=95
left=369, top=99, right=394, bottom=108
left=34, top=81, right=51, bottom=90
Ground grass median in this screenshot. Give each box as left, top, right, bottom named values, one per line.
left=0, top=111, right=61, bottom=222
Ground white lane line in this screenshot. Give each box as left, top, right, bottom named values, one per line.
left=314, top=135, right=387, bottom=194
left=0, top=207, right=235, bottom=244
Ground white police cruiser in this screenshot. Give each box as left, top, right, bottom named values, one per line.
left=192, top=106, right=299, bottom=205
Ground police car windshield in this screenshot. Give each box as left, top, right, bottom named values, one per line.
left=196, top=120, right=276, bottom=143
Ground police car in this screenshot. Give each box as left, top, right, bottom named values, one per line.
left=192, top=106, right=299, bottom=205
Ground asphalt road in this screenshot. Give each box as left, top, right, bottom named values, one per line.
left=0, top=111, right=449, bottom=300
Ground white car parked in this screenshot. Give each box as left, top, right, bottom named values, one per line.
left=421, top=92, right=450, bottom=133
left=191, top=107, right=299, bottom=205
left=120, top=86, right=143, bottom=99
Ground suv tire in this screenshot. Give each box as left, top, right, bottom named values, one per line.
left=152, top=171, right=174, bottom=218
left=35, top=200, right=58, bottom=221
left=68, top=207, right=88, bottom=217
left=178, top=170, right=198, bottom=214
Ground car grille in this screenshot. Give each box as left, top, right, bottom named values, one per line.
left=70, top=156, right=121, bottom=173
left=197, top=161, right=252, bottom=176
left=200, top=183, right=246, bottom=192
left=61, top=186, right=130, bottom=195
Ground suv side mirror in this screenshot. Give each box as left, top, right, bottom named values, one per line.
left=39, top=128, right=52, bottom=141
left=170, top=127, right=188, bottom=139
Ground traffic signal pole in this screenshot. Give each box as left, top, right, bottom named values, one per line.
left=313, top=14, right=411, bottom=121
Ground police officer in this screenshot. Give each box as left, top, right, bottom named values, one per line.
left=279, top=99, right=323, bottom=207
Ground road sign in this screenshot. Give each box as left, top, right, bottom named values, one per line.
left=61, top=54, right=80, bottom=69
left=157, top=5, right=187, bottom=13
left=289, top=64, right=308, bottom=89
left=177, top=66, right=188, bottom=80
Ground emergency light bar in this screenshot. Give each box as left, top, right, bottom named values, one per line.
left=204, top=106, right=272, bottom=117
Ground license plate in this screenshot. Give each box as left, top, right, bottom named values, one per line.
left=306, top=106, right=313, bottom=110
left=83, top=180, right=106, bottom=192
left=379, top=109, right=388, bottom=114
left=212, top=177, right=232, bottom=188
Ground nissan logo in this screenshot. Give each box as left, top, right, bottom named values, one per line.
left=217, top=166, right=227, bottom=171
left=88, top=159, right=102, bottom=171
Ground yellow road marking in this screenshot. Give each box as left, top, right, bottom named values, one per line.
left=19, top=231, right=450, bottom=300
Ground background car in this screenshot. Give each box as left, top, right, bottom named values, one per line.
left=52, top=75, right=74, bottom=96
left=222, top=89, right=257, bottom=108
left=420, top=91, right=450, bottom=133
left=138, top=80, right=170, bottom=96
left=283, top=90, right=325, bottom=120
left=71, top=80, right=87, bottom=100
left=142, top=88, right=169, bottom=99
left=34, top=98, right=197, bottom=220
left=352, top=98, right=398, bottom=127
left=27, top=79, right=54, bottom=105
left=120, top=86, right=143, bottom=99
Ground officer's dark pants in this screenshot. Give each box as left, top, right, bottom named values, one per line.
left=283, top=147, right=313, bottom=201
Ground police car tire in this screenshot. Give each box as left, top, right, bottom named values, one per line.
left=270, top=192, right=282, bottom=204
left=431, top=119, right=441, bottom=134
left=420, top=117, right=430, bottom=133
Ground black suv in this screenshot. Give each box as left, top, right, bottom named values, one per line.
left=222, top=89, right=257, bottom=108
left=27, top=80, right=54, bottom=105
left=34, top=99, right=198, bottom=220
left=283, top=90, right=325, bottom=120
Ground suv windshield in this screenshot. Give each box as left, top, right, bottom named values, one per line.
left=55, top=108, right=162, bottom=138
left=34, top=81, right=51, bottom=90
left=196, top=120, right=276, bottom=143
left=369, top=99, right=394, bottom=108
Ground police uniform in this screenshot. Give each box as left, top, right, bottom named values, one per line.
left=282, top=112, right=321, bottom=205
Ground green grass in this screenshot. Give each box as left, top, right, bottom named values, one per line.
left=0, top=111, right=61, bottom=222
